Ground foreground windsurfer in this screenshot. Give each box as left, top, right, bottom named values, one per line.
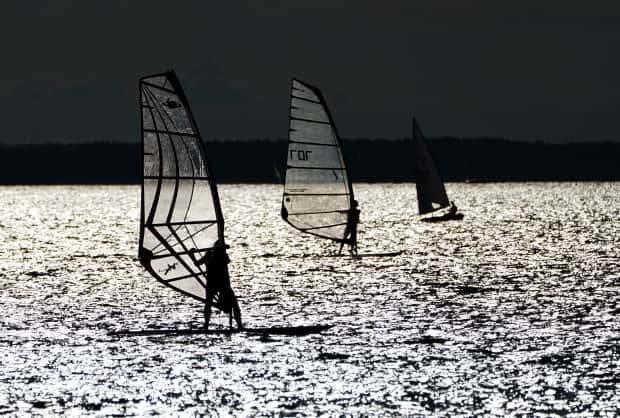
left=339, top=200, right=360, bottom=256
left=191, top=242, right=243, bottom=330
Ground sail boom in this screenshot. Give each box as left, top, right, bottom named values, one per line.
left=284, top=192, right=350, bottom=197
left=147, top=220, right=217, bottom=227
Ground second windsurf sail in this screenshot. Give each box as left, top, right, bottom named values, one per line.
left=281, top=79, right=355, bottom=243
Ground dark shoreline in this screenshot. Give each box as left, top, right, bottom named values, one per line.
left=0, top=138, right=618, bottom=184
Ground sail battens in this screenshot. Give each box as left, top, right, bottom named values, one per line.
left=290, top=116, right=332, bottom=125
left=281, top=78, right=355, bottom=242
left=165, top=272, right=207, bottom=283
left=289, top=140, right=340, bottom=147
left=286, top=166, right=345, bottom=171
left=144, top=175, right=210, bottom=180
left=291, top=95, right=321, bottom=104
left=140, top=80, right=177, bottom=94
left=147, top=247, right=208, bottom=260
left=139, top=70, right=226, bottom=302
left=144, top=128, right=199, bottom=138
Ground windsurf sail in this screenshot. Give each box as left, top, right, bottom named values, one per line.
left=281, top=78, right=355, bottom=242
left=138, top=70, right=224, bottom=302
left=413, top=116, right=450, bottom=215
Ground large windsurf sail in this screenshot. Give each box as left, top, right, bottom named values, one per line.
left=138, top=70, right=224, bottom=301
left=413, top=116, right=450, bottom=215
left=281, top=78, right=355, bottom=242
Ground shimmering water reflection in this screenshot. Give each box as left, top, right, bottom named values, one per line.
left=0, top=183, right=618, bottom=415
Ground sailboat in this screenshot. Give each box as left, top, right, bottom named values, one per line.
left=112, top=70, right=329, bottom=337
left=413, top=116, right=463, bottom=222
left=281, top=78, right=359, bottom=254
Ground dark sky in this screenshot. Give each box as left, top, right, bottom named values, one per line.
left=1, top=1, right=619, bottom=143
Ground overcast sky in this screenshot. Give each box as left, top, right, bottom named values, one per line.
left=1, top=1, right=619, bottom=143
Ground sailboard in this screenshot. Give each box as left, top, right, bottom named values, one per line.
left=281, top=78, right=356, bottom=244
left=109, top=324, right=332, bottom=337
left=413, top=116, right=463, bottom=222
left=138, top=70, right=227, bottom=303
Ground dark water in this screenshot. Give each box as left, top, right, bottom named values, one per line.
left=0, top=183, right=618, bottom=416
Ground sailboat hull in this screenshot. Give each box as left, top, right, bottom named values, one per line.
left=421, top=213, right=465, bottom=223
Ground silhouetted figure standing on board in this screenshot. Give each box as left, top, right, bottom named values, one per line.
left=339, top=200, right=360, bottom=256
left=191, top=241, right=242, bottom=330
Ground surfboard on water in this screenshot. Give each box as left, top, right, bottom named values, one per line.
left=109, top=324, right=332, bottom=337
left=325, top=251, right=403, bottom=258
left=413, top=116, right=463, bottom=222
left=281, top=79, right=359, bottom=253
left=259, top=251, right=403, bottom=258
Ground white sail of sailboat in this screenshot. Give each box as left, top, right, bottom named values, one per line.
left=281, top=78, right=358, bottom=253
left=413, top=116, right=463, bottom=221
left=138, top=70, right=229, bottom=303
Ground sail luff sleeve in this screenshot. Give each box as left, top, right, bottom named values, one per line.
left=282, top=79, right=352, bottom=242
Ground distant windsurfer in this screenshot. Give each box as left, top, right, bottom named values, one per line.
left=339, top=200, right=360, bottom=256
left=190, top=241, right=243, bottom=330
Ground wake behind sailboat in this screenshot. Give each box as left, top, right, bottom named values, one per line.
left=413, top=116, right=463, bottom=222
left=281, top=79, right=360, bottom=255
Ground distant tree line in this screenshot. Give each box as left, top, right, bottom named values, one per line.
left=0, top=138, right=618, bottom=184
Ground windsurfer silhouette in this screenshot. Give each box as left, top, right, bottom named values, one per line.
left=191, top=241, right=243, bottom=330
left=339, top=200, right=360, bottom=256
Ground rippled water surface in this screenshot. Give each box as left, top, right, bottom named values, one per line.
left=1, top=183, right=619, bottom=416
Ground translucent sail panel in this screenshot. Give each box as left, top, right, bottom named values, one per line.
left=139, top=71, right=223, bottom=301
left=413, top=117, right=450, bottom=215
left=282, top=79, right=353, bottom=241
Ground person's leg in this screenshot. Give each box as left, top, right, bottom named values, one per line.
left=351, top=232, right=358, bottom=256
left=231, top=291, right=243, bottom=329
left=204, top=289, right=214, bottom=329
left=203, top=301, right=212, bottom=330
